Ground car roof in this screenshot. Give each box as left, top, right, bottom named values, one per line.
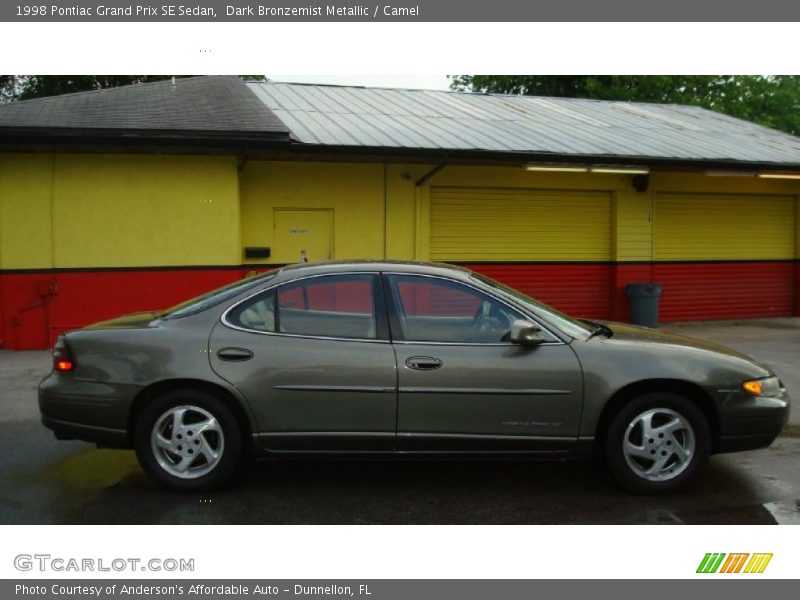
left=274, top=259, right=473, bottom=280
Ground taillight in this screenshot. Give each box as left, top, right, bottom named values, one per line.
left=55, top=359, right=74, bottom=372
left=53, top=336, right=76, bottom=372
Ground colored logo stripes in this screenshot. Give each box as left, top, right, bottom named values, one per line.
left=697, top=553, right=773, bottom=574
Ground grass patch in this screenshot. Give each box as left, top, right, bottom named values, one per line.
left=780, top=424, right=800, bottom=438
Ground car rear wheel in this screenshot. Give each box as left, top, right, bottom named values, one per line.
left=134, top=389, right=242, bottom=492
left=605, top=392, right=710, bottom=493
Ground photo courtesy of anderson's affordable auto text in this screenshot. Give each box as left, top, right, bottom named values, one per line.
left=0, top=1, right=799, bottom=596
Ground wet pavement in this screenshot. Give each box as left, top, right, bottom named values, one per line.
left=1, top=318, right=799, bottom=525
left=2, top=427, right=800, bottom=524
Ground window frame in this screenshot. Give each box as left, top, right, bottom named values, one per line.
left=382, top=272, right=562, bottom=346
left=221, top=272, right=391, bottom=343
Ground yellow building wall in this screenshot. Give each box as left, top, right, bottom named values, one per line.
left=415, top=165, right=633, bottom=262
left=54, top=154, right=241, bottom=268
left=614, top=186, right=653, bottom=262
left=428, top=187, right=612, bottom=261
left=0, top=153, right=241, bottom=269
left=242, top=162, right=640, bottom=265
left=239, top=163, right=642, bottom=263
left=654, top=193, right=795, bottom=260
left=650, top=172, right=800, bottom=262
left=240, top=161, right=390, bottom=264
left=415, top=167, right=800, bottom=263
left=0, top=154, right=56, bottom=269
left=3, top=154, right=800, bottom=271
left=385, top=164, right=425, bottom=260
left=240, top=161, right=800, bottom=265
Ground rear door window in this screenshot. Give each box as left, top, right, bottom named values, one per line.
left=228, top=274, right=382, bottom=340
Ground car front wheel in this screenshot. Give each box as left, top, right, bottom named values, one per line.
left=605, top=392, right=710, bottom=493
left=134, top=389, right=242, bottom=491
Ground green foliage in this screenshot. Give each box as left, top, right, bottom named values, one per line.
left=1, top=76, right=179, bottom=101
left=0, top=75, right=267, bottom=103
left=0, top=75, right=16, bottom=102
left=450, top=75, right=800, bottom=135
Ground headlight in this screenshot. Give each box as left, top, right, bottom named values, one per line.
left=742, top=376, right=781, bottom=397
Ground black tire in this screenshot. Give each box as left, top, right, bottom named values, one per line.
left=605, top=392, right=710, bottom=494
left=134, top=389, right=242, bottom=492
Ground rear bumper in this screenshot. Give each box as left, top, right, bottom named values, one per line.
left=38, top=373, right=139, bottom=448
left=41, top=415, right=130, bottom=448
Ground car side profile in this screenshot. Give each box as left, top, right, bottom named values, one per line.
left=39, top=261, right=790, bottom=493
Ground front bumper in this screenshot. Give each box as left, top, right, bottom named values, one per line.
left=716, top=386, right=790, bottom=454
left=38, top=373, right=140, bottom=448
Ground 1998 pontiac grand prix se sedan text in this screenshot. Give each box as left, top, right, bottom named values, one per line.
left=39, top=261, right=790, bottom=493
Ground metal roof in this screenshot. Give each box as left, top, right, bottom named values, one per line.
left=0, top=76, right=289, bottom=139
left=248, top=81, right=800, bottom=167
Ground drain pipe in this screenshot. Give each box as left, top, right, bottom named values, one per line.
left=415, top=160, right=448, bottom=187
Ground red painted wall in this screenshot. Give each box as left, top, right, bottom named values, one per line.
left=465, top=263, right=612, bottom=319
left=1, top=261, right=797, bottom=350
left=464, top=261, right=797, bottom=324
left=0, top=268, right=256, bottom=350
left=654, top=261, right=796, bottom=322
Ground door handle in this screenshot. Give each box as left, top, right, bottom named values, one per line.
left=405, top=356, right=442, bottom=371
left=217, top=347, right=254, bottom=362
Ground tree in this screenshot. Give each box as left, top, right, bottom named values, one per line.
left=0, top=75, right=16, bottom=102
left=0, top=75, right=267, bottom=103
left=450, top=75, right=800, bottom=135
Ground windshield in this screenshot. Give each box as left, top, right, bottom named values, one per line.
left=471, top=273, right=594, bottom=338
left=163, top=270, right=277, bottom=319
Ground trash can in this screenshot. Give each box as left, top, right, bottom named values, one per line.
left=625, top=283, right=662, bottom=328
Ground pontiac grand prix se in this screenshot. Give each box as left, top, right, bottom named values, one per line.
left=38, top=261, right=790, bottom=492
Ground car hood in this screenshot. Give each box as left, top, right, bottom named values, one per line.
left=602, top=321, right=758, bottom=363
left=83, top=311, right=162, bottom=329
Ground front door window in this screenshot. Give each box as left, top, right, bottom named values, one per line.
left=388, top=275, right=526, bottom=343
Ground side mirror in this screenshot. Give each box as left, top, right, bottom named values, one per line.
left=509, top=320, right=547, bottom=346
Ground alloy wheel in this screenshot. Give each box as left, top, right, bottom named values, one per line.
left=150, top=405, right=225, bottom=479
left=622, top=407, right=696, bottom=482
